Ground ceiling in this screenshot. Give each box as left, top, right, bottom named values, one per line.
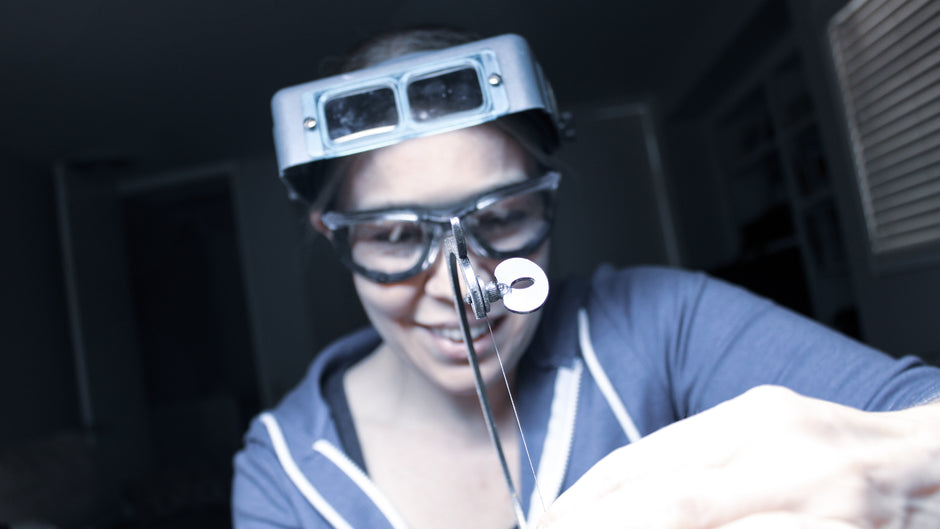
left=0, top=0, right=754, bottom=170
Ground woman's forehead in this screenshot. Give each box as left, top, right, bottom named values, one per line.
left=340, top=125, right=532, bottom=210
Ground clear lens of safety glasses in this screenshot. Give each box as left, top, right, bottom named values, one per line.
left=463, top=188, right=552, bottom=255
left=347, top=220, right=441, bottom=279
left=323, top=172, right=560, bottom=283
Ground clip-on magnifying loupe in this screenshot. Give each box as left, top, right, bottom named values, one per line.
left=444, top=216, right=549, bottom=529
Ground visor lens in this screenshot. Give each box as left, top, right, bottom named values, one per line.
left=324, top=87, right=398, bottom=142
left=407, top=68, right=484, bottom=122
left=347, top=220, right=432, bottom=276
left=465, top=191, right=552, bottom=254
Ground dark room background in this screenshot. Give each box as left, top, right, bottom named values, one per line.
left=2, top=0, right=938, bottom=527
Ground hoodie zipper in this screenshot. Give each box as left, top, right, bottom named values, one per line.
left=525, top=358, right=583, bottom=526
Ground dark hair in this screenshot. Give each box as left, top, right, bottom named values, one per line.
left=334, top=27, right=484, bottom=74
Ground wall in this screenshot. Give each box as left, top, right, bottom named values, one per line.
left=0, top=160, right=78, bottom=448
left=0, top=161, right=100, bottom=525
left=790, top=0, right=940, bottom=361
left=551, top=101, right=675, bottom=277
left=230, top=154, right=361, bottom=405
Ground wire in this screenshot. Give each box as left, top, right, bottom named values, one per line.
left=486, top=316, right=547, bottom=519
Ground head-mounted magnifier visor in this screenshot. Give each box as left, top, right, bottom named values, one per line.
left=271, top=34, right=561, bottom=203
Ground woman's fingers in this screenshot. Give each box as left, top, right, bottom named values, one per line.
left=541, top=387, right=804, bottom=528
left=538, top=386, right=940, bottom=529
left=715, top=512, right=860, bottom=529
left=538, top=464, right=778, bottom=529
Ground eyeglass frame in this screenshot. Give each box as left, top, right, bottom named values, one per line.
left=320, top=170, right=561, bottom=284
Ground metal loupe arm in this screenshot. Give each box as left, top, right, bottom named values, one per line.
left=448, top=218, right=549, bottom=320
left=444, top=216, right=550, bottom=529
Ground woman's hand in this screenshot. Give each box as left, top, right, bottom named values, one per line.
left=537, top=385, right=940, bottom=529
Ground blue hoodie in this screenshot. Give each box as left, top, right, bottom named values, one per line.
left=233, top=266, right=940, bottom=528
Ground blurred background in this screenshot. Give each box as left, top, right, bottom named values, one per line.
left=2, top=0, right=939, bottom=526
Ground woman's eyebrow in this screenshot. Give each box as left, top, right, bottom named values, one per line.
left=349, top=188, right=504, bottom=215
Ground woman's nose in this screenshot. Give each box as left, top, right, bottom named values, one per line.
left=423, top=242, right=492, bottom=306
left=424, top=244, right=465, bottom=301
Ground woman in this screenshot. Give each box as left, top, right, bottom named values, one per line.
left=233, top=28, right=940, bottom=529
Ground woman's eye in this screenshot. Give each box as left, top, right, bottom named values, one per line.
left=476, top=209, right=527, bottom=228
left=359, top=223, right=423, bottom=244
left=475, top=193, right=546, bottom=229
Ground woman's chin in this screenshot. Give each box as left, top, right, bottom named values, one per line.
left=422, top=351, right=509, bottom=398
left=401, top=316, right=517, bottom=396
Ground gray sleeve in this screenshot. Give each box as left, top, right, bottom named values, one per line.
left=590, top=266, right=940, bottom=417
left=232, top=419, right=303, bottom=529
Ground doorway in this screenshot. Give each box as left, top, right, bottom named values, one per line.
left=117, top=169, right=260, bottom=524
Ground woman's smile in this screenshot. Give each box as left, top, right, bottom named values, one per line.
left=419, top=315, right=507, bottom=363
left=427, top=323, right=488, bottom=343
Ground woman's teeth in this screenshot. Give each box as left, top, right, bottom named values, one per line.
left=431, top=324, right=489, bottom=342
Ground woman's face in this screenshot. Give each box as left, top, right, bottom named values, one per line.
left=336, top=125, right=550, bottom=396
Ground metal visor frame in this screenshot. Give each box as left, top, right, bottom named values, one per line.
left=308, top=56, right=503, bottom=153
left=271, top=34, right=560, bottom=197
left=321, top=171, right=561, bottom=283
left=318, top=61, right=494, bottom=144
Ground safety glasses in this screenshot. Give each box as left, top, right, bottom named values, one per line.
left=321, top=171, right=561, bottom=283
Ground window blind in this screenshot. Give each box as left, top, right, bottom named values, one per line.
left=828, top=0, right=940, bottom=255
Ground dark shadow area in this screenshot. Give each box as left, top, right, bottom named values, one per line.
left=113, top=178, right=259, bottom=527
left=663, top=0, right=863, bottom=339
